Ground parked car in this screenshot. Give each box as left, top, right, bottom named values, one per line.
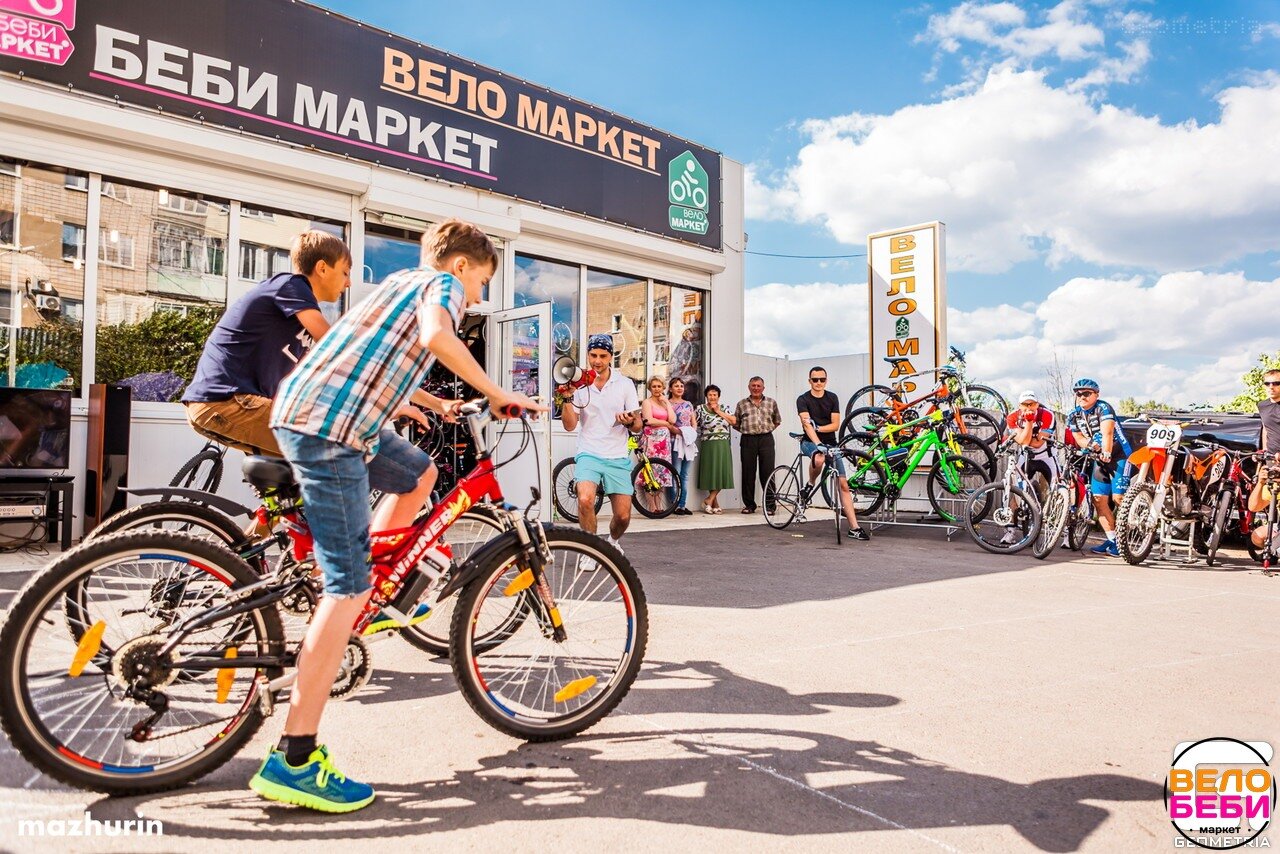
left=1120, top=411, right=1261, bottom=453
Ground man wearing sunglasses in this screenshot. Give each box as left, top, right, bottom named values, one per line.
left=796, top=366, right=869, bottom=541
left=1257, top=369, right=1280, bottom=462
left=1067, top=378, right=1132, bottom=556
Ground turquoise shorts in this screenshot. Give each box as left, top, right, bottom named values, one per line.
left=575, top=453, right=633, bottom=497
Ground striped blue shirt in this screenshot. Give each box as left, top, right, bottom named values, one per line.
left=271, top=269, right=465, bottom=454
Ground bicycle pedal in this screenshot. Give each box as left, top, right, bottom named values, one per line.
left=255, top=675, right=276, bottom=717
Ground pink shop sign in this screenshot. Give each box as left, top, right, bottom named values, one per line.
left=0, top=12, right=73, bottom=66
left=0, top=0, right=73, bottom=30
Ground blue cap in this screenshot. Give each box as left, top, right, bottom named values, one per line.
left=587, top=333, right=615, bottom=355
left=1072, top=378, right=1100, bottom=392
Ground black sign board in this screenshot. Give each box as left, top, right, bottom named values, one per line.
left=0, top=0, right=722, bottom=248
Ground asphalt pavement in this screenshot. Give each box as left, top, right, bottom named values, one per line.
left=0, top=522, right=1276, bottom=853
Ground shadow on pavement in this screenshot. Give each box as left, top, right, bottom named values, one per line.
left=80, top=726, right=1161, bottom=852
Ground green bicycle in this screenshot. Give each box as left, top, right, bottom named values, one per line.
left=833, top=410, right=990, bottom=523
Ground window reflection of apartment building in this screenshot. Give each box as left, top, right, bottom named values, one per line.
left=585, top=281, right=647, bottom=384
left=0, top=165, right=89, bottom=327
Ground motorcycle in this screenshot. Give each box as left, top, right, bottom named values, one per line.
left=1114, top=416, right=1225, bottom=565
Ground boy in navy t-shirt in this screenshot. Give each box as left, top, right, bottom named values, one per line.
left=182, top=230, right=353, bottom=456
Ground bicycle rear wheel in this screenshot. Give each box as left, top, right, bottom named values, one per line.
left=963, top=483, right=1040, bottom=554
left=957, top=407, right=1003, bottom=446
left=961, top=384, right=1010, bottom=420
left=927, top=454, right=989, bottom=522
left=763, top=466, right=801, bottom=529
left=0, top=531, right=284, bottom=795
left=1205, top=487, right=1234, bottom=567
left=1032, top=486, right=1071, bottom=559
left=449, top=526, right=647, bottom=741
left=846, top=384, right=900, bottom=412
left=842, top=450, right=888, bottom=515
left=551, top=458, right=604, bottom=523
left=632, top=458, right=678, bottom=519
left=89, top=500, right=251, bottom=551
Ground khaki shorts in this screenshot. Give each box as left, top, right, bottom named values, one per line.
left=184, top=396, right=282, bottom=457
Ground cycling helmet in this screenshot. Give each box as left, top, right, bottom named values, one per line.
left=1072, top=378, right=1100, bottom=392
left=937, top=365, right=958, bottom=378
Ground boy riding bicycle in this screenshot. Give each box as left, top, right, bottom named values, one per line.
left=253, top=220, right=543, bottom=813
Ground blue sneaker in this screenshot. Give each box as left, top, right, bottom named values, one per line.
left=362, top=602, right=431, bottom=636
left=249, top=746, right=374, bottom=813
left=1090, top=540, right=1120, bottom=557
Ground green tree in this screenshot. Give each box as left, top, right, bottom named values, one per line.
left=1117, top=397, right=1176, bottom=416
left=1219, top=352, right=1280, bottom=412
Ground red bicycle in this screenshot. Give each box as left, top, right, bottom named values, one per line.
left=0, top=401, right=648, bottom=795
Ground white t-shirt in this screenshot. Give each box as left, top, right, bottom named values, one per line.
left=571, top=370, right=640, bottom=459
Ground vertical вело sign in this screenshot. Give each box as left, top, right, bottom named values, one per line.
left=867, top=222, right=947, bottom=394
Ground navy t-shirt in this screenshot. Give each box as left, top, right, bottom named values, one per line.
left=182, top=273, right=319, bottom=402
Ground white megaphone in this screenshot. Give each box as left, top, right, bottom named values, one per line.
left=553, top=355, right=596, bottom=401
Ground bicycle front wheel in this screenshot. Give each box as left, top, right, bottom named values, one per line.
left=961, top=384, right=1010, bottom=420
left=89, top=500, right=251, bottom=551
left=1032, top=486, right=1071, bottom=559
left=1205, top=487, right=1234, bottom=567
left=632, top=458, right=678, bottom=519
left=449, top=526, right=647, bottom=741
left=0, top=531, right=284, bottom=795
left=763, top=466, right=801, bottom=529
left=551, top=458, right=604, bottom=523
left=170, top=446, right=224, bottom=494
left=843, top=450, right=888, bottom=515
left=963, top=483, right=1040, bottom=554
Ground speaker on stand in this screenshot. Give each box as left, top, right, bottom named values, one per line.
left=85, top=384, right=131, bottom=533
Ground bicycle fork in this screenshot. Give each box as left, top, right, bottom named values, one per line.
left=503, top=518, right=569, bottom=644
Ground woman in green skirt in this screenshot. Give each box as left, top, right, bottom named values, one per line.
left=696, top=384, right=736, bottom=513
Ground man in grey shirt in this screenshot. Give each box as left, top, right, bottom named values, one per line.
left=1258, top=368, right=1280, bottom=460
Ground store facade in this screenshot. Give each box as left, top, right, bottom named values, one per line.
left=0, top=0, right=743, bottom=533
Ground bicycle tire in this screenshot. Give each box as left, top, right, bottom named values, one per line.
left=947, top=432, right=998, bottom=479
left=89, top=500, right=250, bottom=551
left=400, top=505, right=511, bottom=656
left=763, top=465, right=801, bottom=529
left=170, top=446, right=225, bottom=494
left=1067, top=478, right=1095, bottom=551
left=448, top=526, right=648, bottom=741
left=0, top=531, right=284, bottom=795
left=961, top=383, right=1010, bottom=420
left=962, top=482, right=1041, bottom=554
left=927, top=454, right=989, bottom=522
left=846, top=384, right=900, bottom=414
left=551, top=458, right=604, bottom=523
left=631, top=458, right=679, bottom=519
left=842, top=406, right=891, bottom=444
left=1032, top=487, right=1071, bottom=559
left=1115, top=482, right=1157, bottom=565
left=1205, top=487, right=1234, bottom=567
left=956, top=407, right=1003, bottom=447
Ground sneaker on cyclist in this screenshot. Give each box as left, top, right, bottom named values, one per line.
left=607, top=536, right=624, bottom=556
left=362, top=602, right=431, bottom=636
left=1090, top=539, right=1120, bottom=557
left=999, top=526, right=1019, bottom=546
left=249, top=745, right=374, bottom=813
left=848, top=527, right=871, bottom=542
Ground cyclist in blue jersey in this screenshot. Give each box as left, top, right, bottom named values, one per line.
left=1066, top=378, right=1132, bottom=556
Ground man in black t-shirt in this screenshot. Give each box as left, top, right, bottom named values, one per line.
left=1258, top=369, right=1280, bottom=461
left=796, top=366, right=868, bottom=541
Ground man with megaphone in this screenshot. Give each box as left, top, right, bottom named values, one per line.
left=560, top=333, right=643, bottom=553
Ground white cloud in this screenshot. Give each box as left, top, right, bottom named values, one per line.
left=748, top=271, right=1280, bottom=406
left=744, top=282, right=868, bottom=358
left=753, top=69, right=1280, bottom=273
left=1253, top=22, right=1280, bottom=44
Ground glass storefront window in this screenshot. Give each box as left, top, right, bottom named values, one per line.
left=652, top=283, right=707, bottom=404
left=514, top=254, right=579, bottom=364
left=96, top=180, right=229, bottom=401
left=364, top=221, right=422, bottom=286
left=585, top=268, right=647, bottom=392
left=0, top=163, right=86, bottom=394
left=242, top=205, right=347, bottom=317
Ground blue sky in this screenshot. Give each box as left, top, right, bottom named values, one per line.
left=321, top=0, right=1280, bottom=404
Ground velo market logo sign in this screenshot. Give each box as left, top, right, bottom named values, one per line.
left=866, top=222, right=948, bottom=394
left=0, top=0, right=75, bottom=66
left=1166, top=738, right=1275, bottom=849
left=668, top=150, right=710, bottom=236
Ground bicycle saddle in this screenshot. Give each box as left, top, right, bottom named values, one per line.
left=883, top=356, right=911, bottom=366
left=789, top=432, right=805, bottom=440
left=242, top=455, right=297, bottom=490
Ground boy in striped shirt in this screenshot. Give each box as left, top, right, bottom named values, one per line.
left=250, top=220, right=543, bottom=813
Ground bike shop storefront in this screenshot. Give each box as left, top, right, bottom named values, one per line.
left=0, top=0, right=743, bottom=537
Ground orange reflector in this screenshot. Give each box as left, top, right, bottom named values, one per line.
left=69, top=620, right=106, bottom=677
left=503, top=569, right=535, bottom=597
left=216, top=648, right=237, bottom=704
left=554, top=676, right=597, bottom=704
left=549, top=607, right=563, bottom=628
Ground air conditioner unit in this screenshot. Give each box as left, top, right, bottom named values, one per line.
left=34, top=294, right=62, bottom=312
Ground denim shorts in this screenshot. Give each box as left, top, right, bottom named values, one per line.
left=800, top=440, right=846, bottom=477
left=575, top=453, right=634, bottom=496
left=274, top=428, right=433, bottom=598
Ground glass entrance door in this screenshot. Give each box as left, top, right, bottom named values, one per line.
left=489, top=303, right=551, bottom=521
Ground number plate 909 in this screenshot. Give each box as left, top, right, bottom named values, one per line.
left=1145, top=423, right=1182, bottom=449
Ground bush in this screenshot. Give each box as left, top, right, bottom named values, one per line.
left=95, top=307, right=220, bottom=389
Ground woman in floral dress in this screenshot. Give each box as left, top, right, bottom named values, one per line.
left=640, top=376, right=676, bottom=492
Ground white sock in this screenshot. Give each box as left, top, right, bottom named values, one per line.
left=1102, top=526, right=1116, bottom=541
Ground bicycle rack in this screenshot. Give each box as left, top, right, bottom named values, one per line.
left=1155, top=518, right=1202, bottom=565
left=861, top=485, right=961, bottom=540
